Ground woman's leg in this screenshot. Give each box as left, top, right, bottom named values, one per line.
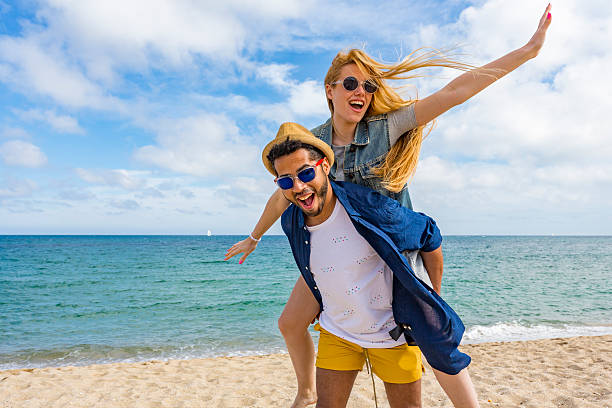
left=278, top=275, right=321, bottom=408
left=432, top=367, right=480, bottom=408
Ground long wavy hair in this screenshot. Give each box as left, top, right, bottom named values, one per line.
left=325, top=48, right=481, bottom=192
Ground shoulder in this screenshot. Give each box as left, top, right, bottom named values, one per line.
left=280, top=205, right=298, bottom=236
left=388, top=103, right=415, bottom=117
left=364, top=113, right=388, bottom=124
left=340, top=181, right=398, bottom=212
left=310, top=119, right=331, bottom=139
left=387, top=103, right=417, bottom=146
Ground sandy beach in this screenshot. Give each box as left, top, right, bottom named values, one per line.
left=1, top=335, right=610, bottom=408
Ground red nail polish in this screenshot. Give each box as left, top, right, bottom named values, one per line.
left=239, top=260, right=243, bottom=264
left=547, top=12, right=551, bottom=19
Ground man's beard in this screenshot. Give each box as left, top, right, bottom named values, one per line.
left=301, top=176, right=328, bottom=218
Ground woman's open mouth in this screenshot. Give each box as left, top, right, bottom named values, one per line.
left=349, top=100, right=364, bottom=112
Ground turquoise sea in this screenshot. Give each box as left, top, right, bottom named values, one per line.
left=1, top=235, right=611, bottom=370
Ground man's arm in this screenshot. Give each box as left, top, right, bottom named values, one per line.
left=421, top=246, right=443, bottom=295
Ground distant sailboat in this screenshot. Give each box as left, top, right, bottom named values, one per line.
left=207, top=230, right=212, bottom=237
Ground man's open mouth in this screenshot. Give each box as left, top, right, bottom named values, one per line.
left=297, top=193, right=315, bottom=210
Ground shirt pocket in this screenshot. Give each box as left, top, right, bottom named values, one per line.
left=357, top=155, right=386, bottom=191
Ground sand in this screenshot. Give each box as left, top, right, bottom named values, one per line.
left=1, top=335, right=610, bottom=408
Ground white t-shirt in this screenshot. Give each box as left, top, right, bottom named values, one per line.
left=330, top=103, right=432, bottom=289
left=306, top=199, right=406, bottom=348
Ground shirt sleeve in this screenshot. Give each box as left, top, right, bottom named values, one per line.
left=342, top=182, right=442, bottom=253
left=388, top=103, right=417, bottom=147
left=381, top=198, right=442, bottom=252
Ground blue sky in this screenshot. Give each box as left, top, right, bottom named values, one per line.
left=1, top=0, right=611, bottom=235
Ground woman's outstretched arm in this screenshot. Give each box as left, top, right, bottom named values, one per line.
left=414, top=4, right=552, bottom=126
left=224, top=188, right=290, bottom=264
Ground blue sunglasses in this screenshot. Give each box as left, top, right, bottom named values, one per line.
left=275, top=158, right=325, bottom=190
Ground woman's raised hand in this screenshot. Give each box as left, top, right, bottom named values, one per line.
left=224, top=236, right=259, bottom=264
left=526, top=3, right=552, bottom=58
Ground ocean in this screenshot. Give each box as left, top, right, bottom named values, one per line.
left=1, top=235, right=611, bottom=370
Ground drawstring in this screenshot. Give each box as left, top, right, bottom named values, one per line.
left=364, top=349, right=379, bottom=408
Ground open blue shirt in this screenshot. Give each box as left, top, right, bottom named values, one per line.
left=281, top=180, right=471, bottom=375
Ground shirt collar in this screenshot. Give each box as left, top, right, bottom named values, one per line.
left=330, top=180, right=361, bottom=218
left=293, top=180, right=360, bottom=231
left=351, top=121, right=369, bottom=146
left=323, top=119, right=370, bottom=146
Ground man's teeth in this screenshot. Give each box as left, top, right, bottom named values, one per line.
left=298, top=193, right=312, bottom=201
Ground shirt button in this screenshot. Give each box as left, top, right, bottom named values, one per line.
left=314, top=286, right=318, bottom=290
left=305, top=266, right=309, bottom=270
left=305, top=240, right=309, bottom=244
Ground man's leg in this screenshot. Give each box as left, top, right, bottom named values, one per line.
left=384, top=380, right=422, bottom=408
left=368, top=344, right=423, bottom=408
left=316, top=368, right=359, bottom=408
left=278, top=275, right=321, bottom=408
left=432, top=367, right=480, bottom=408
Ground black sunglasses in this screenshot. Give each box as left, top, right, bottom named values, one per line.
left=331, top=76, right=378, bottom=94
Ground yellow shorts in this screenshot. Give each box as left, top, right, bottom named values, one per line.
left=314, top=323, right=423, bottom=384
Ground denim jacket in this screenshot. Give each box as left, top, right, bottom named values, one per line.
left=281, top=180, right=471, bottom=375
left=311, top=116, right=413, bottom=209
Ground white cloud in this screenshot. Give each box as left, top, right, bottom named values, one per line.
left=109, top=199, right=140, bottom=210
left=415, top=156, right=612, bottom=204
left=75, top=168, right=146, bottom=190
left=0, top=140, right=48, bottom=167
left=0, top=0, right=440, bottom=109
left=0, top=177, right=37, bottom=198
left=137, top=187, right=165, bottom=199
left=31, top=0, right=313, bottom=82
left=288, top=80, right=328, bottom=117
left=134, top=113, right=260, bottom=178
left=255, top=64, right=296, bottom=88
left=1, top=0, right=611, bottom=234
left=17, top=109, right=85, bottom=134
left=180, top=189, right=195, bottom=199
left=58, top=189, right=95, bottom=201
left=409, top=155, right=612, bottom=234
left=253, top=63, right=328, bottom=118
left=400, top=0, right=612, bottom=235
left=186, top=77, right=327, bottom=128
left=1, top=127, right=30, bottom=140
left=0, top=36, right=122, bottom=109
left=40, top=0, right=248, bottom=65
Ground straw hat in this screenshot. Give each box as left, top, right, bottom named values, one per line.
left=262, top=122, right=335, bottom=175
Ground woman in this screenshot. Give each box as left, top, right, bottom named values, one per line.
left=226, top=5, right=551, bottom=407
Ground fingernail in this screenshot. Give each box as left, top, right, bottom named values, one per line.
left=239, top=260, right=243, bottom=264
left=547, top=12, right=551, bottom=19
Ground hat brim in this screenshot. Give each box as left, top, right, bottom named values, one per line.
left=262, top=125, right=335, bottom=176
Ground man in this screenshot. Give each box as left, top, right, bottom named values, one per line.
left=263, top=122, right=470, bottom=408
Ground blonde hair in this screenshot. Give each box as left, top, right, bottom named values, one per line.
left=325, top=48, right=478, bottom=192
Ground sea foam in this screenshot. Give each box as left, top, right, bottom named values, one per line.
left=462, top=321, right=612, bottom=344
